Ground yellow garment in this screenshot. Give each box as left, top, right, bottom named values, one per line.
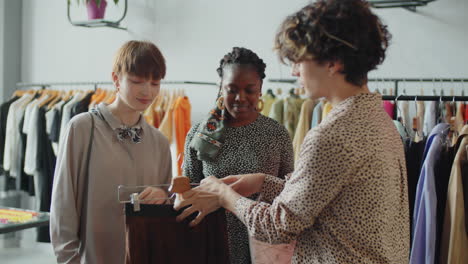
left=159, top=96, right=177, bottom=143
left=322, top=101, right=333, bottom=121
left=261, top=94, right=277, bottom=116
left=143, top=99, right=165, bottom=128
left=173, top=96, right=192, bottom=176
left=439, top=125, right=468, bottom=264
left=292, top=99, right=315, bottom=162
left=284, top=96, right=304, bottom=138
left=143, top=107, right=155, bottom=127
left=269, top=99, right=284, bottom=124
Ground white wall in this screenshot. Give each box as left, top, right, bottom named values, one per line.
left=1, top=0, right=22, bottom=102
left=0, top=0, right=4, bottom=99
left=19, top=0, right=468, bottom=122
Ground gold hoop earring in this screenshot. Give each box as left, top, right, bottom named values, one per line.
left=216, top=97, right=225, bottom=110
left=257, top=99, right=264, bottom=112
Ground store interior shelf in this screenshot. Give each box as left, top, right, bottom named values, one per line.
left=67, top=0, right=128, bottom=30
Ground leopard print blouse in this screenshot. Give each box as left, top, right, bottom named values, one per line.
left=235, top=93, right=410, bottom=264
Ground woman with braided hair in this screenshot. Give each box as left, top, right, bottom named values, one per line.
left=182, top=47, right=295, bottom=264
left=177, top=0, right=410, bottom=263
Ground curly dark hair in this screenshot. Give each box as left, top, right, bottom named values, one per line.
left=274, top=0, right=391, bottom=86
left=217, top=47, right=266, bottom=80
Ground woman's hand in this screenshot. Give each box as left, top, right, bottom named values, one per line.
left=173, top=176, right=240, bottom=227
left=222, top=173, right=266, bottom=197
left=138, top=187, right=167, bottom=204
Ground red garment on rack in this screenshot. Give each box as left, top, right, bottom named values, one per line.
left=465, top=103, right=468, bottom=123
left=382, top=101, right=395, bottom=119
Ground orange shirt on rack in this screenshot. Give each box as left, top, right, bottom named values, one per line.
left=173, top=96, right=191, bottom=176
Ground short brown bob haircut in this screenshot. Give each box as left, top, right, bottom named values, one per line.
left=274, top=0, right=391, bottom=86
left=112, top=40, right=166, bottom=80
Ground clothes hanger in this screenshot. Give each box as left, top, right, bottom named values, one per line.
left=394, top=93, right=403, bottom=122
left=419, top=79, right=424, bottom=96
left=47, top=90, right=64, bottom=110
left=374, top=78, right=380, bottom=94
left=13, top=89, right=28, bottom=98
left=276, top=88, right=283, bottom=98
left=42, top=90, right=61, bottom=108
left=412, top=95, right=419, bottom=133
left=266, top=88, right=276, bottom=99
left=380, top=79, right=388, bottom=95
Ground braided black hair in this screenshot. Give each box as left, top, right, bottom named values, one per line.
left=217, top=47, right=266, bottom=80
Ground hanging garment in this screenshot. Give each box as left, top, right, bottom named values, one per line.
left=397, top=100, right=412, bottom=138
left=437, top=101, right=447, bottom=124
left=0, top=96, right=20, bottom=173
left=424, top=100, right=437, bottom=137
left=173, top=96, right=191, bottom=176
left=434, top=137, right=456, bottom=263
left=3, top=93, right=34, bottom=178
left=404, top=138, right=426, bottom=241
left=394, top=120, right=410, bottom=140
left=465, top=103, right=468, bottom=123
left=260, top=93, right=276, bottom=117
left=410, top=123, right=450, bottom=264
left=58, top=92, right=85, bottom=148
left=310, top=100, right=323, bottom=129
left=445, top=102, right=454, bottom=123
left=124, top=204, right=229, bottom=264
left=35, top=106, right=57, bottom=242
left=269, top=99, right=284, bottom=125
left=455, top=102, right=465, bottom=133
left=283, top=96, right=303, bottom=139
left=382, top=100, right=395, bottom=119
left=143, top=100, right=158, bottom=128
left=159, top=105, right=174, bottom=144
left=321, top=101, right=333, bottom=121
left=71, top=92, right=94, bottom=118
left=292, top=99, right=315, bottom=162
left=48, top=100, right=67, bottom=156
left=439, top=125, right=468, bottom=264
left=414, top=101, right=425, bottom=142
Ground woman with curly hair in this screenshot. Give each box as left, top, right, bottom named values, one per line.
left=176, top=0, right=410, bottom=263
left=182, top=47, right=294, bottom=263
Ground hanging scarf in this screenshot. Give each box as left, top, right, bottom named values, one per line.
left=190, top=94, right=226, bottom=161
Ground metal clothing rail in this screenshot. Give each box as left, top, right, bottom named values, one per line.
left=268, top=78, right=468, bottom=97
left=16, top=80, right=218, bottom=90
left=381, top=95, right=468, bottom=101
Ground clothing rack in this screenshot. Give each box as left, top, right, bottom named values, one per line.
left=16, top=80, right=218, bottom=90
left=268, top=78, right=468, bottom=97
left=381, top=95, right=468, bottom=101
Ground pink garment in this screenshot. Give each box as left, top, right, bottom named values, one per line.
left=382, top=101, right=395, bottom=119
